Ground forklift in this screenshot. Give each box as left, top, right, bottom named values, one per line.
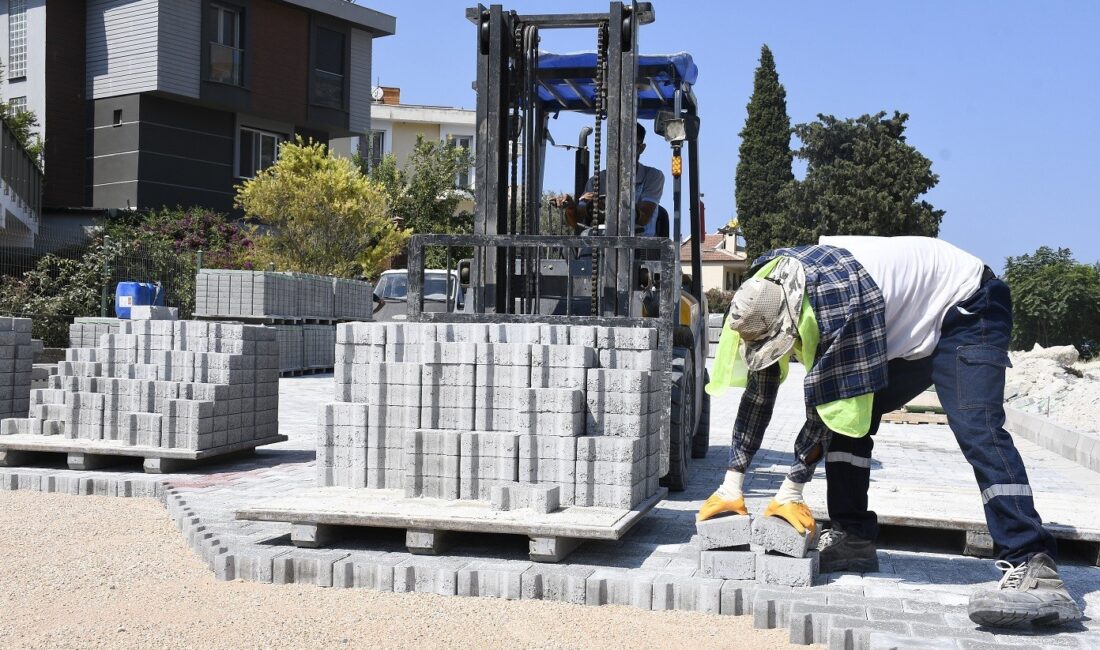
left=407, top=1, right=709, bottom=490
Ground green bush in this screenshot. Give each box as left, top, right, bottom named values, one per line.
left=706, top=288, right=734, bottom=314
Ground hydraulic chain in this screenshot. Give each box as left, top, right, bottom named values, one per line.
left=590, top=21, right=608, bottom=316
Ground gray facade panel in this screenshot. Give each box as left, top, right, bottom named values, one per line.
left=93, top=181, right=139, bottom=210
left=91, top=123, right=140, bottom=156
left=92, top=150, right=140, bottom=185
left=86, top=0, right=160, bottom=99
left=137, top=182, right=234, bottom=212
left=348, top=28, right=372, bottom=134
left=158, top=0, right=201, bottom=98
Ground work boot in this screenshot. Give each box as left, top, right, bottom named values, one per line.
left=818, top=526, right=879, bottom=573
left=968, top=553, right=1082, bottom=627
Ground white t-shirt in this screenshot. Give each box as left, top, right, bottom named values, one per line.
left=584, top=163, right=665, bottom=236
left=818, top=236, right=984, bottom=361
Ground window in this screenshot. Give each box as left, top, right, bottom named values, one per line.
left=8, top=0, right=27, bottom=80
left=209, top=4, right=243, bottom=86
left=238, top=127, right=283, bottom=178
left=9, top=96, right=26, bottom=113
left=112, top=109, right=123, bottom=126
left=365, top=130, right=385, bottom=172
left=448, top=135, right=473, bottom=189
left=312, top=27, right=346, bottom=108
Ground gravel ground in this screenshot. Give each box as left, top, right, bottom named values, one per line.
left=0, top=491, right=793, bottom=650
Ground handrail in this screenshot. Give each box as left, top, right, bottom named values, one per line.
left=0, top=119, right=43, bottom=224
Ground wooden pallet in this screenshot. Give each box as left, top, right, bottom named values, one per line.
left=881, top=410, right=949, bottom=425
left=280, top=367, right=334, bottom=377
left=0, top=433, right=288, bottom=473
left=236, top=486, right=667, bottom=563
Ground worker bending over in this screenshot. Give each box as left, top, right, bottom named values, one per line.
left=701, top=235, right=1079, bottom=628
left=556, top=122, right=664, bottom=235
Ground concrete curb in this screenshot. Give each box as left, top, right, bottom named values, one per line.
left=1005, top=406, right=1100, bottom=474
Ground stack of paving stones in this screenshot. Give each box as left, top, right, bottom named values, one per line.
left=196, top=269, right=373, bottom=374
left=694, top=512, right=820, bottom=588
left=319, top=322, right=669, bottom=513
left=0, top=317, right=34, bottom=419
left=0, top=320, right=279, bottom=454
left=302, top=324, right=336, bottom=370
left=707, top=312, right=723, bottom=359
left=69, top=317, right=122, bottom=348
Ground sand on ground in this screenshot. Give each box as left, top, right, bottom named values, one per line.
left=0, top=491, right=794, bottom=649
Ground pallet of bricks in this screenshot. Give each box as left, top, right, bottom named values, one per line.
left=0, top=317, right=34, bottom=420
left=194, top=269, right=372, bottom=374
left=237, top=322, right=671, bottom=560
left=706, top=312, right=723, bottom=359
left=69, top=317, right=122, bottom=348
left=0, top=320, right=285, bottom=473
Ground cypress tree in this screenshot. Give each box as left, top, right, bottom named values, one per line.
left=735, top=45, right=794, bottom=261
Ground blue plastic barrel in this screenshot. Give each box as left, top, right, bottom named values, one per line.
left=115, top=282, right=164, bottom=319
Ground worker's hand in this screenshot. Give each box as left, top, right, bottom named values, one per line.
left=578, top=191, right=596, bottom=204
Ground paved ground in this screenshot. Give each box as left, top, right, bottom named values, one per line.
left=1, top=364, right=1097, bottom=649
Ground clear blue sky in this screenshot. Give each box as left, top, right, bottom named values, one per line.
left=359, top=0, right=1100, bottom=271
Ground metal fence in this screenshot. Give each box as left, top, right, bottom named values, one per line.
left=0, top=228, right=199, bottom=347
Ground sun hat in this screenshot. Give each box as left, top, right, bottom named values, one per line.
left=725, top=257, right=806, bottom=371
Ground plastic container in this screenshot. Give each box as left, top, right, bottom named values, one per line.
left=114, top=282, right=164, bottom=319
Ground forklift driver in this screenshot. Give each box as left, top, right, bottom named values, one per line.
left=555, top=123, right=665, bottom=235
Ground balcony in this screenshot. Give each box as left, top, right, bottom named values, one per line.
left=0, top=120, right=42, bottom=248
left=209, top=42, right=244, bottom=86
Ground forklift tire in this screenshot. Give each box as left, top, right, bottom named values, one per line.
left=661, top=348, right=695, bottom=491
left=691, top=369, right=710, bottom=459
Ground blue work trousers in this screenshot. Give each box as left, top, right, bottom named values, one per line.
left=825, top=278, right=1057, bottom=564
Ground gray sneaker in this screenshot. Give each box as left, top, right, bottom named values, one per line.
left=818, top=527, right=879, bottom=573
left=968, top=553, right=1082, bottom=627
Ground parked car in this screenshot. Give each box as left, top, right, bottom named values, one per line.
left=373, top=269, right=464, bottom=321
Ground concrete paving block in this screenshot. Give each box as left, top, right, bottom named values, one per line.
left=332, top=552, right=404, bottom=591
left=788, top=601, right=871, bottom=645
left=867, top=633, right=959, bottom=650
left=826, top=616, right=909, bottom=650
left=234, top=548, right=294, bottom=583
left=700, top=549, right=756, bottom=580
left=751, top=515, right=819, bottom=558
left=476, top=364, right=530, bottom=388
left=529, top=535, right=581, bottom=562
left=585, top=569, right=655, bottom=609
left=514, top=410, right=586, bottom=436
left=530, top=365, right=589, bottom=390
left=520, top=565, right=594, bottom=604
left=719, top=580, right=756, bottom=616
left=393, top=557, right=466, bottom=596
left=530, top=345, right=596, bottom=369
left=457, top=560, right=532, bottom=599
left=517, top=388, right=584, bottom=414
left=757, top=551, right=820, bottom=587
left=598, top=349, right=660, bottom=370
left=272, top=550, right=351, bottom=587
left=651, top=575, right=724, bottom=614
left=696, top=515, right=752, bottom=550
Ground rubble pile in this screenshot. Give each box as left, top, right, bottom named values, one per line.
left=1005, top=344, right=1100, bottom=433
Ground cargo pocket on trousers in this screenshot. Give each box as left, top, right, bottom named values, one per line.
left=957, top=345, right=1012, bottom=410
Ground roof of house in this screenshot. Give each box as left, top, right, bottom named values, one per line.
left=681, top=233, right=748, bottom=264
left=284, top=0, right=396, bottom=35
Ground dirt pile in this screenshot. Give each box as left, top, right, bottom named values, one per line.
left=1005, top=344, right=1100, bottom=433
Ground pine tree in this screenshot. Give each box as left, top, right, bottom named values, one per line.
left=735, top=45, right=794, bottom=261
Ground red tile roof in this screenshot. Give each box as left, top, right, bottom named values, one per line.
left=681, top=233, right=748, bottom=263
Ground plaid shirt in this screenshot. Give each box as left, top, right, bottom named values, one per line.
left=755, top=245, right=888, bottom=406
left=726, top=244, right=888, bottom=477
left=727, top=245, right=887, bottom=480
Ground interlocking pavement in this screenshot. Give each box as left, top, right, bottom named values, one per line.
left=2, top=364, right=1098, bottom=649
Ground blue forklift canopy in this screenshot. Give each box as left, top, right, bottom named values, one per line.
left=535, top=51, right=698, bottom=118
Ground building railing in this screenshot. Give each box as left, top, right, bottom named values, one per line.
left=0, top=119, right=42, bottom=224
left=209, top=42, right=244, bottom=86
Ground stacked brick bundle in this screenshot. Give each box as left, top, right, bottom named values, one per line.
left=707, top=312, right=723, bottom=358
left=69, top=317, right=122, bottom=348
left=302, top=324, right=336, bottom=370
left=0, top=317, right=34, bottom=419
left=694, top=514, right=820, bottom=587
left=1, top=320, right=279, bottom=452
left=319, top=322, right=669, bottom=513
left=195, top=269, right=372, bottom=321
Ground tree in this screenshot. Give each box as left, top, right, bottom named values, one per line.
left=236, top=137, right=408, bottom=277
left=364, top=135, right=473, bottom=268
left=0, top=63, right=43, bottom=164
left=783, top=111, right=944, bottom=242
left=1002, top=246, right=1100, bottom=354
left=735, top=45, right=794, bottom=261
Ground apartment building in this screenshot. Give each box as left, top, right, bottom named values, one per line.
left=358, top=86, right=475, bottom=201
left=1, top=0, right=395, bottom=214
